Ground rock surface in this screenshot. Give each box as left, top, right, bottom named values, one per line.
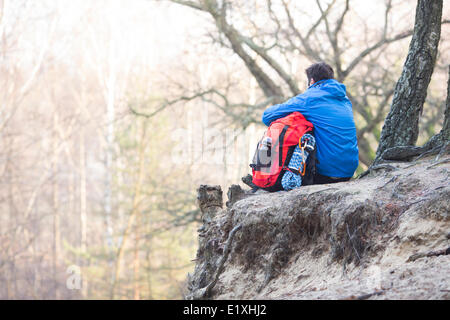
left=186, top=155, right=450, bottom=300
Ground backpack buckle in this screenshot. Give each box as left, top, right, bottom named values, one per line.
left=300, top=134, right=315, bottom=152
left=301, top=138, right=314, bottom=152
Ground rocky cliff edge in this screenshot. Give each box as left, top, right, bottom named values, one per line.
left=186, top=155, right=450, bottom=300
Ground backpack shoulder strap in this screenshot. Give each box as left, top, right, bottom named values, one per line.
left=300, top=129, right=317, bottom=186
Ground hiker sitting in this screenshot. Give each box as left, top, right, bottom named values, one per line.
left=262, top=62, right=359, bottom=185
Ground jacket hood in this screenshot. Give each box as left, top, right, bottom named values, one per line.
left=309, top=79, right=347, bottom=98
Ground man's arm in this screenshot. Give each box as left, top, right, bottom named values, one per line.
left=262, top=94, right=307, bottom=126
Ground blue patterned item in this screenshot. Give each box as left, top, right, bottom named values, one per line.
left=281, top=134, right=316, bottom=190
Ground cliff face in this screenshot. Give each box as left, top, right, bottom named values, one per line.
left=186, top=155, right=450, bottom=300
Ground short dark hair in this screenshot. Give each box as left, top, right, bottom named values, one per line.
left=305, top=62, right=334, bottom=84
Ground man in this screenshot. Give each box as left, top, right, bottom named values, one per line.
left=262, top=62, right=358, bottom=184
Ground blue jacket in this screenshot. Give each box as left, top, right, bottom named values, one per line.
left=262, top=79, right=358, bottom=178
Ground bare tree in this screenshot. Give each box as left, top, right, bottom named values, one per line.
left=110, top=122, right=147, bottom=299
left=166, top=0, right=445, bottom=168
left=375, top=0, right=443, bottom=162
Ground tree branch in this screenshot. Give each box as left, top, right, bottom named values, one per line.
left=342, top=30, right=413, bottom=79
left=129, top=89, right=217, bottom=118
left=239, top=35, right=300, bottom=95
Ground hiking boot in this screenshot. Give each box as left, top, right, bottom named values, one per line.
left=242, top=174, right=258, bottom=190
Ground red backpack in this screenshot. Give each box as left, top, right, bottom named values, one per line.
left=250, top=112, right=314, bottom=192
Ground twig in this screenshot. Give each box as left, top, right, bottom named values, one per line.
left=403, top=162, right=420, bottom=169
left=356, top=290, right=385, bottom=300
left=196, top=223, right=243, bottom=299
left=406, top=198, right=429, bottom=208
left=426, top=158, right=450, bottom=170
left=307, top=187, right=338, bottom=197
left=413, top=145, right=441, bottom=161
left=358, top=164, right=397, bottom=179
left=346, top=223, right=361, bottom=262
left=406, top=247, right=450, bottom=262
left=129, top=89, right=217, bottom=118
left=379, top=175, right=397, bottom=188
left=343, top=290, right=385, bottom=300
left=435, top=141, right=450, bottom=162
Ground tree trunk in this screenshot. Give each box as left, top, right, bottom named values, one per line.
left=374, top=0, right=442, bottom=162
left=80, top=130, right=87, bottom=254
left=52, top=112, right=60, bottom=299
left=425, top=65, right=450, bottom=147
left=110, top=123, right=146, bottom=299
left=133, top=217, right=140, bottom=300
left=441, top=66, right=450, bottom=140
left=105, top=71, right=115, bottom=260
left=79, top=129, right=88, bottom=298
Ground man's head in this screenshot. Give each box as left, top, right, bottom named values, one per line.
left=306, top=62, right=334, bottom=86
